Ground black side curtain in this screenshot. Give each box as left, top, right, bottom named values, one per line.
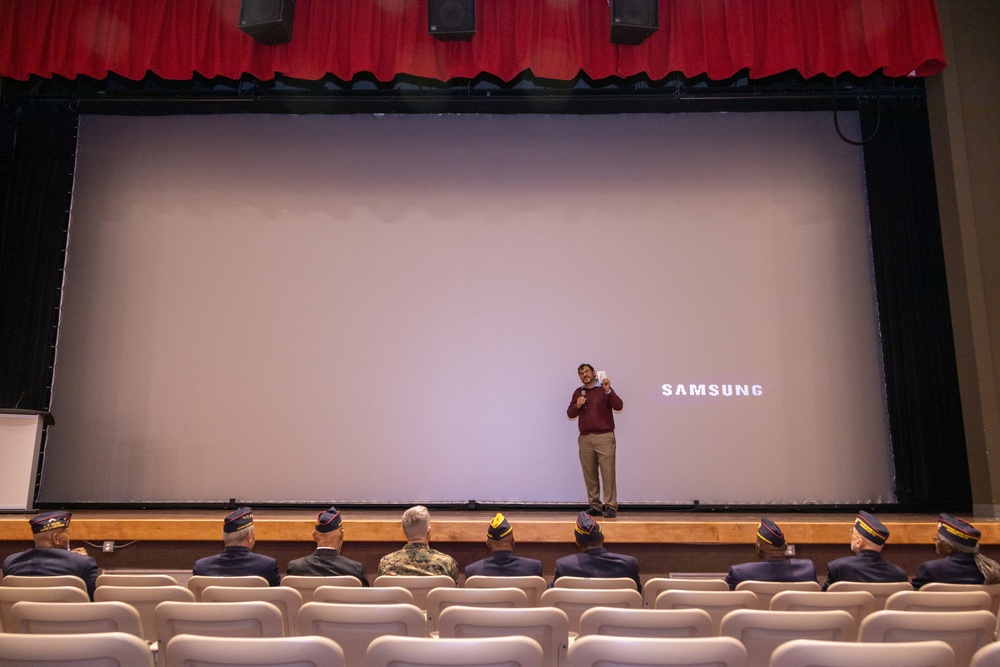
left=862, top=99, right=971, bottom=507
left=0, top=100, right=76, bottom=410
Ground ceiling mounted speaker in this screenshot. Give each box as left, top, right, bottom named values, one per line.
left=429, top=0, right=476, bottom=41
left=610, top=0, right=658, bottom=46
left=239, top=0, right=296, bottom=46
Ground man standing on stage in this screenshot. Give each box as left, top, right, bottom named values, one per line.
left=567, top=363, right=623, bottom=518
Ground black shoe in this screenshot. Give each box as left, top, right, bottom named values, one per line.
left=602, top=507, right=617, bottom=518
left=585, top=506, right=602, bottom=516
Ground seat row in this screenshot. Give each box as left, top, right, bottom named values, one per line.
left=2, top=629, right=999, bottom=667
left=2, top=597, right=999, bottom=667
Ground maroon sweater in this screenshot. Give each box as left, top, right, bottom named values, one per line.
left=567, top=385, right=623, bottom=434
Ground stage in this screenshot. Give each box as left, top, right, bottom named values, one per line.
left=3, top=509, right=998, bottom=584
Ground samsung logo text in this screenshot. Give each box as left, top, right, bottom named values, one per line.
left=661, top=383, right=763, bottom=397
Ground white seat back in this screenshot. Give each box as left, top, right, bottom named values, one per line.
left=367, top=635, right=544, bottom=667
left=426, top=587, right=528, bottom=633
left=859, top=609, right=996, bottom=667
left=0, top=631, right=154, bottom=666
left=642, top=577, right=728, bottom=607
left=162, top=634, right=343, bottom=667
left=186, top=574, right=268, bottom=601
left=201, top=584, right=303, bottom=637
left=295, top=601, right=425, bottom=667
left=465, top=575, right=548, bottom=606
left=654, top=589, right=759, bottom=634
left=771, top=638, right=955, bottom=667
left=438, top=605, right=569, bottom=667
left=578, top=606, right=713, bottom=638
left=720, top=609, right=856, bottom=666
left=9, top=600, right=143, bottom=638
left=94, top=584, right=195, bottom=642
left=280, top=574, right=361, bottom=602
left=568, top=635, right=747, bottom=667
left=539, top=587, right=643, bottom=634
left=0, top=586, right=90, bottom=635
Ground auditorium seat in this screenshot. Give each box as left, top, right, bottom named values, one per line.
left=567, top=635, right=747, bottom=667
left=884, top=589, right=993, bottom=613
left=641, top=577, right=729, bottom=607
left=733, top=579, right=821, bottom=609
left=312, top=584, right=414, bottom=605
left=769, top=590, right=878, bottom=624
left=373, top=574, right=454, bottom=611
left=539, top=588, right=643, bottom=634
left=653, top=589, right=759, bottom=635
left=0, top=631, right=155, bottom=666
left=719, top=609, right=856, bottom=665
left=577, top=606, right=713, bottom=638
left=922, top=582, right=1000, bottom=615
left=859, top=609, right=996, bottom=667
left=972, top=640, right=1000, bottom=667
left=464, top=575, right=548, bottom=606
left=8, top=600, right=143, bottom=638
left=295, top=601, right=425, bottom=667
left=553, top=576, right=638, bottom=591
left=162, top=634, right=343, bottom=667
left=280, top=574, right=361, bottom=602
left=96, top=573, right=179, bottom=588
left=93, top=584, right=195, bottom=643
left=0, top=586, right=89, bottom=634
left=0, top=574, right=88, bottom=594
left=155, top=600, right=284, bottom=663
left=367, top=635, right=545, bottom=667
left=437, top=606, right=569, bottom=667
left=201, top=585, right=304, bottom=637
left=825, top=580, right=912, bottom=609
left=186, top=574, right=269, bottom=601
left=426, top=586, right=529, bottom=634
left=770, top=638, right=955, bottom=667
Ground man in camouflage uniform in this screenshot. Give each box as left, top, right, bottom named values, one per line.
left=376, top=505, right=459, bottom=583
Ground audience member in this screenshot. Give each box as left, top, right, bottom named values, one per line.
left=286, top=505, right=369, bottom=585
left=192, top=507, right=281, bottom=585
left=913, top=513, right=1000, bottom=588
left=553, top=511, right=641, bottom=590
left=725, top=517, right=816, bottom=590
left=377, top=505, right=459, bottom=583
left=465, top=512, right=543, bottom=578
left=822, top=510, right=907, bottom=590
left=1, top=511, right=99, bottom=599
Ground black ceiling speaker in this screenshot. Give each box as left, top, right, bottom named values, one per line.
left=610, top=0, right=658, bottom=46
left=429, top=0, right=476, bottom=41
left=239, top=0, right=296, bottom=45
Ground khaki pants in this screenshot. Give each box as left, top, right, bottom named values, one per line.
left=578, top=431, right=617, bottom=511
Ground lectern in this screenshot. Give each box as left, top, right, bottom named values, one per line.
left=0, top=409, right=53, bottom=510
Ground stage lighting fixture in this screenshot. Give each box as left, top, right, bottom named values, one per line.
left=610, top=0, right=658, bottom=45
left=429, top=0, right=476, bottom=41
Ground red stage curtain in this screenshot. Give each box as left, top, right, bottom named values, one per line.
left=0, top=0, right=945, bottom=83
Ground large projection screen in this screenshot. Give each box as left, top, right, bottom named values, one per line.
left=39, top=112, right=894, bottom=505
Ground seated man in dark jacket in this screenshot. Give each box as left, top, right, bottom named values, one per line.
left=192, top=507, right=281, bottom=586
left=725, top=517, right=816, bottom=590
left=287, top=506, right=369, bottom=585
left=913, top=514, right=1000, bottom=588
left=822, top=510, right=908, bottom=590
left=465, top=513, right=543, bottom=578
left=2, top=510, right=99, bottom=599
left=553, top=512, right=640, bottom=591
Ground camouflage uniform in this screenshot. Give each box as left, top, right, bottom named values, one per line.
left=377, top=542, right=459, bottom=583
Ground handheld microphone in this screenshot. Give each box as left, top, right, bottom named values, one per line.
left=580, top=388, right=586, bottom=409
